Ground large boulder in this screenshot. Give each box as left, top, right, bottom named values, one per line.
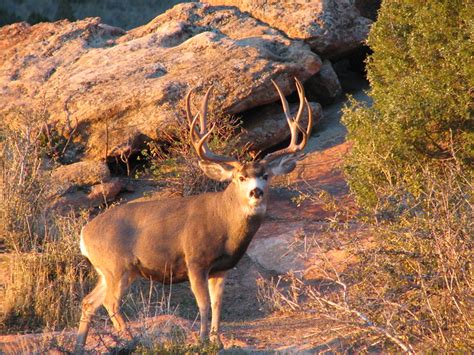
left=48, top=160, right=125, bottom=211
left=50, top=177, right=125, bottom=212
left=203, top=0, right=372, bottom=58
left=51, top=160, right=110, bottom=188
left=1, top=2, right=321, bottom=161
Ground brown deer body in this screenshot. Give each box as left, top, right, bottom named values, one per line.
left=76, top=79, right=312, bottom=350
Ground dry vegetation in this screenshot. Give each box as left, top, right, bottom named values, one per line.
left=257, top=165, right=472, bottom=352
left=0, top=111, right=95, bottom=333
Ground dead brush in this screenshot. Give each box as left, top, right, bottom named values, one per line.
left=0, top=113, right=96, bottom=333
left=257, top=164, right=472, bottom=352
left=1, top=211, right=94, bottom=333
left=1, top=111, right=48, bottom=253
left=142, top=89, right=248, bottom=196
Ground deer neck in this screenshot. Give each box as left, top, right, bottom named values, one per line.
left=219, top=183, right=266, bottom=252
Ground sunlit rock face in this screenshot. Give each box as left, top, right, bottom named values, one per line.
left=204, top=0, right=372, bottom=58
left=1, top=2, right=321, bottom=160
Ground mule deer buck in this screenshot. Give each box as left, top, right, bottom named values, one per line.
left=76, top=78, right=312, bottom=350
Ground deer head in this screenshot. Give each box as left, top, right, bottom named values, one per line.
left=186, top=78, right=313, bottom=215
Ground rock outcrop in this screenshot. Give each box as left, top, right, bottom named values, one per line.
left=204, top=0, right=372, bottom=58
left=0, top=2, right=321, bottom=161
left=51, top=160, right=110, bottom=189
left=49, top=160, right=124, bottom=211
left=304, top=60, right=342, bottom=104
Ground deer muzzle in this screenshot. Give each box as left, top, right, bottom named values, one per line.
left=249, top=188, right=264, bottom=199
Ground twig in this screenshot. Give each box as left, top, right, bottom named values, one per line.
left=314, top=295, right=415, bottom=354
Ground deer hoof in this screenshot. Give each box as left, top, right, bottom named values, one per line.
left=210, top=334, right=223, bottom=349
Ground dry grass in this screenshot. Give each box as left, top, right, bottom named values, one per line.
left=140, top=89, right=248, bottom=197
left=0, top=111, right=98, bottom=333
left=257, top=165, right=473, bottom=352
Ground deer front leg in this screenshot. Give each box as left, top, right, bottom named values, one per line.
left=208, top=272, right=227, bottom=348
left=188, top=265, right=210, bottom=342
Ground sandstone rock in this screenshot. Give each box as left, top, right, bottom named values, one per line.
left=240, top=101, right=322, bottom=153
left=1, top=2, right=321, bottom=160
left=248, top=219, right=359, bottom=280
left=247, top=223, right=307, bottom=274
left=50, top=160, right=110, bottom=198
left=204, top=0, right=372, bottom=58
left=304, top=60, right=342, bottom=105
left=51, top=177, right=124, bottom=212
left=51, top=160, right=110, bottom=187
left=48, top=160, right=126, bottom=211
left=88, top=177, right=124, bottom=202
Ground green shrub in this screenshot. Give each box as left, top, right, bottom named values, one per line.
left=343, top=0, right=472, bottom=208
left=339, top=0, right=473, bottom=351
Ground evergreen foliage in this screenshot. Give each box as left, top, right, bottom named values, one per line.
left=343, top=0, right=473, bottom=208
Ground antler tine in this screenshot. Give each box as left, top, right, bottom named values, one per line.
left=199, top=86, right=213, bottom=135
left=294, top=79, right=306, bottom=129
left=271, top=79, right=291, bottom=121
left=295, top=79, right=313, bottom=142
left=272, top=79, right=298, bottom=147
left=185, top=87, right=195, bottom=125
left=187, top=86, right=242, bottom=169
left=263, top=78, right=313, bottom=164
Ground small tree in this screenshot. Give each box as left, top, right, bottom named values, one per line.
left=343, top=0, right=472, bottom=208
left=340, top=1, right=473, bottom=351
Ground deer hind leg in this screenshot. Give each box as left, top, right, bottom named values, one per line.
left=76, top=271, right=107, bottom=351
left=188, top=265, right=210, bottom=342
left=208, top=272, right=227, bottom=348
left=102, top=270, right=134, bottom=336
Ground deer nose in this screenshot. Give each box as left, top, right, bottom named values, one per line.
left=250, top=188, right=264, bottom=199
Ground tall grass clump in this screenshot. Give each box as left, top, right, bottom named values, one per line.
left=0, top=112, right=94, bottom=333
left=339, top=0, right=473, bottom=351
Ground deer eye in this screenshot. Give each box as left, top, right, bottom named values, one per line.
left=262, top=174, right=268, bottom=181
left=239, top=176, right=246, bottom=182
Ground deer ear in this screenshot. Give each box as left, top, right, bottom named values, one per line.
left=198, top=161, right=235, bottom=182
left=267, top=155, right=300, bottom=176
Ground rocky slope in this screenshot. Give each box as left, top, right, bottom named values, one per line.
left=1, top=2, right=320, bottom=162
left=0, top=1, right=376, bottom=211
left=204, top=0, right=372, bottom=58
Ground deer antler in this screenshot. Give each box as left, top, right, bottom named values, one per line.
left=262, top=78, right=313, bottom=165
left=186, top=86, right=242, bottom=169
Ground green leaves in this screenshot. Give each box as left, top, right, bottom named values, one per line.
left=343, top=0, right=473, bottom=210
